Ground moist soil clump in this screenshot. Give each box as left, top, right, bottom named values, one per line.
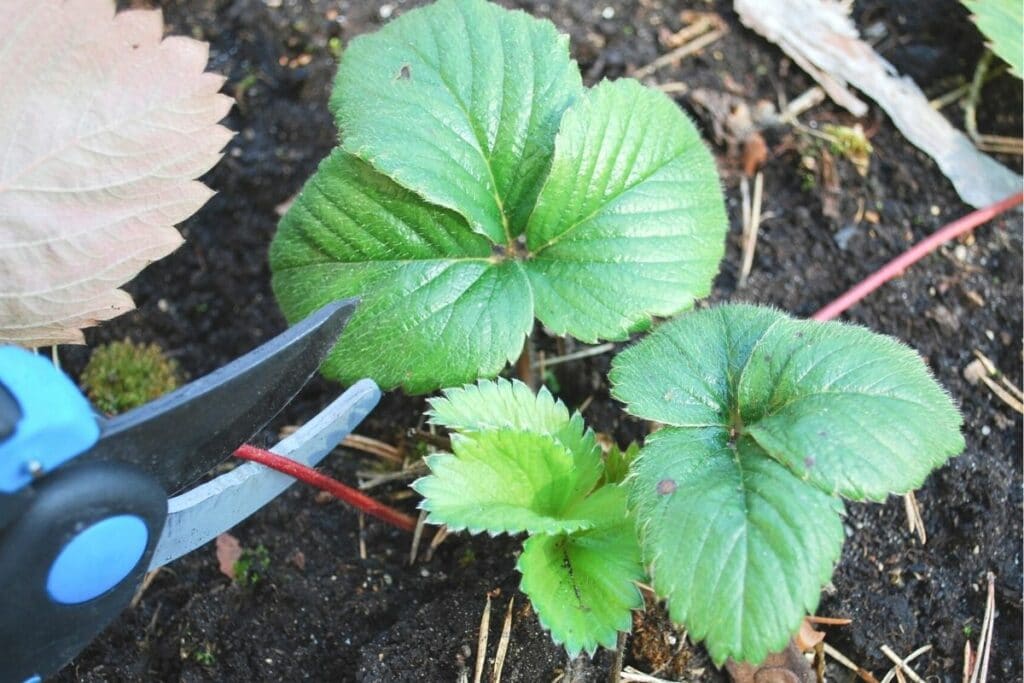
left=60, top=1, right=1021, bottom=680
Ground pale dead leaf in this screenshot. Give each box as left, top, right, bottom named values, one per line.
left=0, top=0, right=233, bottom=347
left=216, top=533, right=243, bottom=579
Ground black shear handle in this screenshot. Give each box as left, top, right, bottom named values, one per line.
left=0, top=460, right=166, bottom=682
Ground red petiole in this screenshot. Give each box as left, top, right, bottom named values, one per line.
left=813, top=192, right=1023, bottom=321
left=234, top=444, right=417, bottom=533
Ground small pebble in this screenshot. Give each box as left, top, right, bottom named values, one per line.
left=930, top=205, right=941, bottom=216
left=981, top=425, right=991, bottom=436
left=379, top=4, right=394, bottom=19
left=954, top=244, right=968, bottom=261
left=601, top=6, right=615, bottom=19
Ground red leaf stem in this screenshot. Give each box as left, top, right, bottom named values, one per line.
left=812, top=192, right=1022, bottom=322
left=234, top=444, right=417, bottom=533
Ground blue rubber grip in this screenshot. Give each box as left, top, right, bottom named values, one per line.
left=46, top=514, right=149, bottom=604
left=0, top=347, right=99, bottom=493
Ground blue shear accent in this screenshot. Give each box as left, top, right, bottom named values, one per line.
left=46, top=514, right=149, bottom=604
left=0, top=347, right=100, bottom=493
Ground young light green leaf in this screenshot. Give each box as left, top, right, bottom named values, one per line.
left=963, top=0, right=1023, bottom=77
left=518, top=485, right=644, bottom=656
left=601, top=442, right=640, bottom=485
left=427, top=379, right=602, bottom=491
left=628, top=428, right=844, bottom=665
left=736, top=317, right=965, bottom=501
left=412, top=430, right=599, bottom=535
left=523, top=79, right=727, bottom=342
left=331, top=0, right=583, bottom=243
left=270, top=151, right=533, bottom=393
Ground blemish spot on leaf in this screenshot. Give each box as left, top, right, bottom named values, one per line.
left=803, top=456, right=816, bottom=469
left=656, top=479, right=677, bottom=496
left=396, top=63, right=411, bottom=80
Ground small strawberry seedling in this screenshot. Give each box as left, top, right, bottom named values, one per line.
left=609, top=304, right=964, bottom=664
left=413, top=379, right=644, bottom=655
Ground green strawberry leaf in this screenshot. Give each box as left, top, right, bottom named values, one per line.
left=736, top=316, right=965, bottom=501
left=963, top=0, right=1023, bottom=77
left=609, top=304, right=783, bottom=428
left=428, top=379, right=602, bottom=493
left=612, top=305, right=964, bottom=501
left=412, top=430, right=599, bottom=535
left=610, top=304, right=964, bottom=663
left=270, top=151, right=533, bottom=393
left=627, top=427, right=844, bottom=666
left=523, top=79, right=727, bottom=342
left=331, top=0, right=583, bottom=243
left=273, top=3, right=728, bottom=395
left=518, top=485, right=644, bottom=656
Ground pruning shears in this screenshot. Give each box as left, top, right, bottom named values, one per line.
left=0, top=300, right=379, bottom=682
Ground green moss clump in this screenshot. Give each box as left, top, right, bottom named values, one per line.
left=81, top=339, right=180, bottom=415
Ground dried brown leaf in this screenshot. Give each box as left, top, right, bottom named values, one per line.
left=0, top=0, right=232, bottom=346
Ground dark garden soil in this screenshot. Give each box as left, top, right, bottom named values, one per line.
left=58, top=0, right=1022, bottom=681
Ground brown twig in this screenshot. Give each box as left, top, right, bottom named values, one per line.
left=880, top=644, right=930, bottom=683
left=474, top=595, right=492, bottom=683
left=632, top=17, right=726, bottom=80
left=823, top=642, right=881, bottom=683
left=342, top=433, right=403, bottom=465
left=491, top=598, right=514, bottom=683
left=738, top=171, right=764, bottom=288
left=806, top=615, right=853, bottom=626
left=968, top=572, right=996, bottom=683
left=903, top=491, right=927, bottom=544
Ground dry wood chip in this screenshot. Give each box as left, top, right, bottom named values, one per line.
left=734, top=0, right=1022, bottom=208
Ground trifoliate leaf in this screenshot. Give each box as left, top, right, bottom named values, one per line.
left=427, top=379, right=602, bottom=492
left=412, top=430, right=599, bottom=535
left=271, top=151, right=533, bottom=393
left=963, top=0, right=1023, bottom=77
left=523, top=79, right=727, bottom=342
left=610, top=304, right=964, bottom=663
left=612, top=305, right=964, bottom=500
left=627, top=428, right=844, bottom=666
left=518, top=485, right=644, bottom=656
left=0, top=0, right=231, bottom=346
left=332, top=0, right=583, bottom=243
left=272, top=2, right=727, bottom=394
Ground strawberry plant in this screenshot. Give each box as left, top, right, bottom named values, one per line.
left=415, top=309, right=964, bottom=666
left=269, top=0, right=726, bottom=393
left=609, top=304, right=964, bottom=664
left=412, top=379, right=644, bottom=655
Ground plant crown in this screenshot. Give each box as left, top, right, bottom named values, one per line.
left=269, top=0, right=727, bottom=393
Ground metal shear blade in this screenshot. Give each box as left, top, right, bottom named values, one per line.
left=78, top=299, right=358, bottom=494
left=150, top=378, right=380, bottom=569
